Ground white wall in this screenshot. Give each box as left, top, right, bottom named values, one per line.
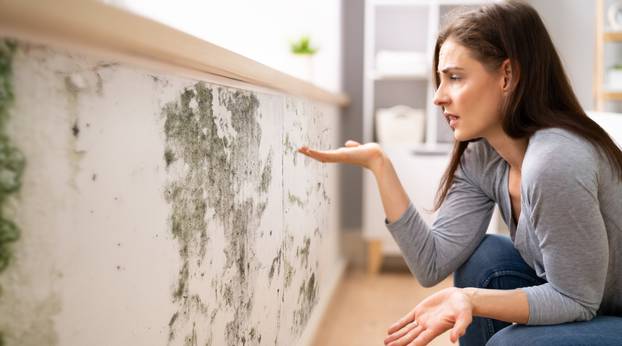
left=0, top=39, right=344, bottom=346
left=102, top=0, right=343, bottom=93
left=526, top=0, right=595, bottom=110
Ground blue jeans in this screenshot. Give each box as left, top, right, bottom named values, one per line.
left=454, top=234, right=622, bottom=346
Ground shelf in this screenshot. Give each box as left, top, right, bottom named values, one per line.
left=604, top=31, right=622, bottom=42
left=411, top=142, right=452, bottom=155
left=372, top=0, right=493, bottom=7
left=603, top=91, right=622, bottom=100
left=370, top=70, right=429, bottom=80
left=380, top=142, right=452, bottom=155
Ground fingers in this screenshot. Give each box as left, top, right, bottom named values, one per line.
left=408, top=328, right=437, bottom=346
left=344, top=140, right=361, bottom=147
left=387, top=309, right=416, bottom=334
left=297, top=146, right=336, bottom=163
left=449, top=312, right=472, bottom=343
left=384, top=320, right=418, bottom=345
left=385, top=321, right=423, bottom=346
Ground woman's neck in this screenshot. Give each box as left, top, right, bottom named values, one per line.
left=485, top=129, right=529, bottom=171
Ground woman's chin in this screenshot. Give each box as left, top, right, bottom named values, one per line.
left=453, top=130, right=466, bottom=141
left=453, top=130, right=476, bottom=142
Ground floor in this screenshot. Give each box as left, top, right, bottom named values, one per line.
left=312, top=258, right=454, bottom=346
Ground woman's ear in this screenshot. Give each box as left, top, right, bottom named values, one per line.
left=501, top=59, right=513, bottom=93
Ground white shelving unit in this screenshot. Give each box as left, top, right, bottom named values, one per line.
left=362, top=0, right=497, bottom=274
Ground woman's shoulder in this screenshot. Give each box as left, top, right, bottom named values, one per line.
left=523, top=127, right=600, bottom=183
left=529, top=127, right=593, bottom=149
left=526, top=127, right=598, bottom=163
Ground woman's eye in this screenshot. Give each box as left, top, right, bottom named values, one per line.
left=449, top=75, right=461, bottom=80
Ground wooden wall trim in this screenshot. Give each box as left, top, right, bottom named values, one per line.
left=0, top=0, right=349, bottom=107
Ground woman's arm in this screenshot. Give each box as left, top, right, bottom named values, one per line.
left=301, top=140, right=495, bottom=287
left=370, top=152, right=411, bottom=223
left=519, top=132, right=607, bottom=324
left=464, top=287, right=529, bottom=323
left=298, top=141, right=410, bottom=222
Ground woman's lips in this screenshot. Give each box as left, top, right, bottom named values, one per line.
left=445, top=113, right=459, bottom=128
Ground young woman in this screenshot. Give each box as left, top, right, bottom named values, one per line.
left=299, top=1, right=622, bottom=345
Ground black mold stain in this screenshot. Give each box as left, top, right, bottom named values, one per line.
left=71, top=121, right=79, bottom=137
left=258, top=151, right=272, bottom=194
left=287, top=192, right=305, bottom=209
left=296, top=237, right=311, bottom=269
left=95, top=72, right=103, bottom=96
left=0, top=40, right=25, bottom=276
left=284, top=259, right=294, bottom=289
left=268, top=248, right=282, bottom=280
left=163, top=148, right=175, bottom=168
left=0, top=39, right=26, bottom=346
left=163, top=82, right=270, bottom=345
left=282, top=133, right=298, bottom=165
left=293, top=272, right=318, bottom=332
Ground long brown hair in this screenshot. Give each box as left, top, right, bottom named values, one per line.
left=433, top=0, right=622, bottom=210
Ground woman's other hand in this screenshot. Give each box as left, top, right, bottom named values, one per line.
left=384, top=287, right=473, bottom=346
left=298, top=140, right=386, bottom=173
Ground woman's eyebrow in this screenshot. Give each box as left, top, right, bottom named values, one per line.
left=437, top=66, right=465, bottom=74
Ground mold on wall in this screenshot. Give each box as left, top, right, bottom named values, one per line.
left=0, top=39, right=343, bottom=346
left=0, top=40, right=26, bottom=346
left=162, top=83, right=274, bottom=345
left=0, top=40, right=25, bottom=275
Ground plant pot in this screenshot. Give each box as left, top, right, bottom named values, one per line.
left=290, top=54, right=314, bottom=83
left=608, top=69, right=622, bottom=90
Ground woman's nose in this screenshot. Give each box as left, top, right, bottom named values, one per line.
left=433, top=87, right=449, bottom=106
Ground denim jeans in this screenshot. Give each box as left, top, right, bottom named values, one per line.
left=454, top=234, right=622, bottom=346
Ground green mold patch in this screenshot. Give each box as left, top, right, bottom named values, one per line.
left=163, top=82, right=270, bottom=345
left=268, top=248, right=282, bottom=280
left=0, top=40, right=25, bottom=276
left=292, top=272, right=318, bottom=332
left=296, top=236, right=311, bottom=269
left=287, top=192, right=305, bottom=209
left=0, top=39, right=26, bottom=346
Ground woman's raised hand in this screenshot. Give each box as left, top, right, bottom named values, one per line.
left=300, top=139, right=410, bottom=224
left=298, top=140, right=386, bottom=172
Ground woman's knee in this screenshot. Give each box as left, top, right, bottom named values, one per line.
left=486, top=325, right=556, bottom=346
left=486, top=325, right=528, bottom=346
left=487, top=318, right=622, bottom=346
left=454, top=234, right=515, bottom=288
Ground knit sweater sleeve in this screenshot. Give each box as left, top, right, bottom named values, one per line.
left=520, top=133, right=608, bottom=325
left=385, top=143, right=495, bottom=287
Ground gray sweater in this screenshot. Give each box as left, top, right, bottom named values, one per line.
left=386, top=128, right=622, bottom=325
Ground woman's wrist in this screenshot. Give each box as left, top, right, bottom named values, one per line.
left=462, top=287, right=479, bottom=316
left=369, top=149, right=390, bottom=175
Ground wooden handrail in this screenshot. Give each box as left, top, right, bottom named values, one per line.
left=0, top=0, right=349, bottom=107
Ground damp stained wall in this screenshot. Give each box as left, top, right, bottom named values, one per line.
left=0, top=40, right=343, bottom=346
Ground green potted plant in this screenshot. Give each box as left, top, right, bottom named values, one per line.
left=290, top=35, right=318, bottom=55
left=289, top=35, right=318, bottom=82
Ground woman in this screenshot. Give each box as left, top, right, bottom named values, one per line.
left=299, top=1, right=622, bottom=345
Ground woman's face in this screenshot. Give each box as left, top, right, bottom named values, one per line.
left=434, top=39, right=508, bottom=142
